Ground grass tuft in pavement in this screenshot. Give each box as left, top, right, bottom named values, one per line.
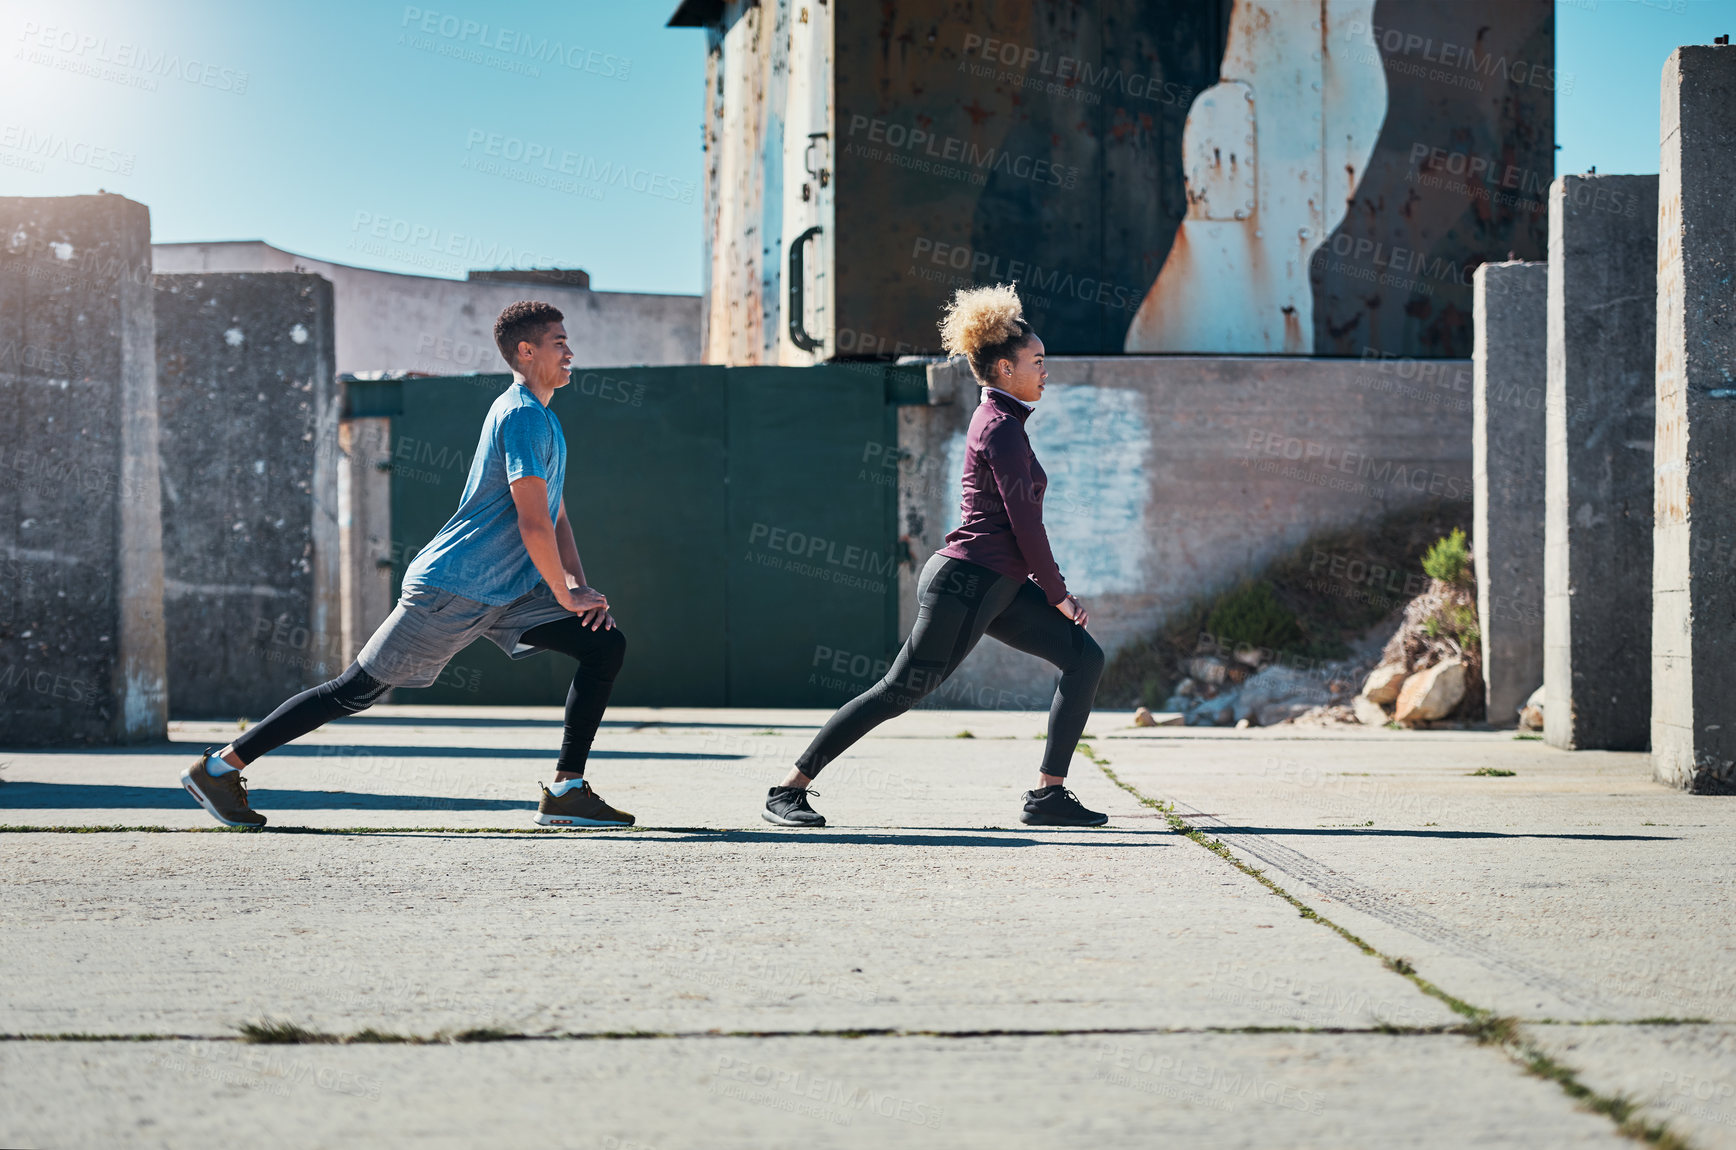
left=449, top=1027, right=521, bottom=1043
left=239, top=1020, right=335, bottom=1045
left=1469, top=767, right=1518, bottom=777
left=1517, top=1043, right=1694, bottom=1149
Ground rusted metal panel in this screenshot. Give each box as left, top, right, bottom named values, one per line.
left=699, top=0, right=789, bottom=364
left=1126, top=1, right=1386, bottom=354
left=696, top=0, right=836, bottom=366
left=831, top=0, right=1230, bottom=359
left=692, top=0, right=1550, bottom=361
left=778, top=0, right=834, bottom=364
left=1309, top=0, right=1555, bottom=357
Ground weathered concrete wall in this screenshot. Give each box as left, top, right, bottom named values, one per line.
left=1544, top=174, right=1657, bottom=752
left=0, top=194, right=167, bottom=745
left=338, top=417, right=394, bottom=664
left=1473, top=261, right=1548, bottom=724
left=1653, top=45, right=1736, bottom=793
left=155, top=273, right=341, bottom=718
left=900, top=354, right=1473, bottom=706
left=152, top=242, right=700, bottom=375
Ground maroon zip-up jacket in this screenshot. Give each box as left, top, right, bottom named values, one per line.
left=935, top=388, right=1069, bottom=605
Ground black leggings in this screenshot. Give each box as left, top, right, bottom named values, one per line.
left=231, top=617, right=626, bottom=776
left=794, top=555, right=1103, bottom=779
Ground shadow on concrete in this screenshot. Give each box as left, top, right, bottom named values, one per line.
left=262, top=745, right=743, bottom=762
left=563, top=827, right=1173, bottom=847
left=433, top=829, right=1055, bottom=847
left=309, top=716, right=822, bottom=731
left=1205, top=825, right=1677, bottom=842
left=8, top=744, right=745, bottom=761
left=0, top=783, right=535, bottom=811
left=235, top=829, right=1057, bottom=845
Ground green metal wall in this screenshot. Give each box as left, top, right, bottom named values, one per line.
left=351, top=364, right=922, bottom=706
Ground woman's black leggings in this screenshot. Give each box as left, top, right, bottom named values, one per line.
left=794, top=555, right=1103, bottom=779
left=230, top=618, right=626, bottom=776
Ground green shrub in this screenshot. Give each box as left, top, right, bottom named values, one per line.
left=1204, top=581, right=1302, bottom=652
left=1423, top=595, right=1480, bottom=651
left=1422, top=528, right=1473, bottom=587
left=1448, top=604, right=1481, bottom=650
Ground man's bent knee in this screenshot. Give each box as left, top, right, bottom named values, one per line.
left=332, top=663, right=392, bottom=713
left=595, top=625, right=626, bottom=674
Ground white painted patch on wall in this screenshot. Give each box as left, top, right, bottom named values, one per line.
left=289, top=323, right=309, bottom=344
left=122, top=670, right=163, bottom=737
left=224, top=327, right=245, bottom=347
left=944, top=386, right=1151, bottom=597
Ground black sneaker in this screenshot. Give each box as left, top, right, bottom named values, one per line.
left=1020, top=785, right=1108, bottom=827
left=763, top=786, right=826, bottom=828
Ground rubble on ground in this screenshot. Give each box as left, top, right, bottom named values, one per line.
left=1145, top=574, right=1487, bottom=731
left=1517, top=685, right=1544, bottom=730
left=1158, top=647, right=1374, bottom=729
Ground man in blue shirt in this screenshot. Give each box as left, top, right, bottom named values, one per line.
left=180, top=301, right=634, bottom=829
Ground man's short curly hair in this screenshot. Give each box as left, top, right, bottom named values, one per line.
left=493, top=300, right=565, bottom=369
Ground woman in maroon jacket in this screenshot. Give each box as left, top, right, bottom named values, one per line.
left=765, top=284, right=1107, bottom=829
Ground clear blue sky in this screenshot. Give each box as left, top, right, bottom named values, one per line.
left=2, top=0, right=1732, bottom=296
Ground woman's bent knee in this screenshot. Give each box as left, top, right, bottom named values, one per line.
left=1072, top=632, right=1105, bottom=681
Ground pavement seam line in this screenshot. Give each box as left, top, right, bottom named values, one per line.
left=3, top=1016, right=1713, bottom=1045
left=1083, top=746, right=1696, bottom=1150
left=0, top=1023, right=1500, bottom=1045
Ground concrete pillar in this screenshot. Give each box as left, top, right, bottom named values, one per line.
left=1544, top=174, right=1658, bottom=751
left=155, top=272, right=340, bottom=718
left=1653, top=45, right=1736, bottom=792
left=338, top=416, right=394, bottom=664
left=1473, top=261, right=1548, bottom=724
left=0, top=194, right=167, bottom=745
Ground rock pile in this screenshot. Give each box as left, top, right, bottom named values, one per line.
left=1348, top=577, right=1485, bottom=728
left=1517, top=686, right=1544, bottom=731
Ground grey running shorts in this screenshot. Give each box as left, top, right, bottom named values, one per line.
left=355, top=583, right=577, bottom=688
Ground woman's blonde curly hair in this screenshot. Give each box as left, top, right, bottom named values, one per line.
left=939, top=283, right=1034, bottom=383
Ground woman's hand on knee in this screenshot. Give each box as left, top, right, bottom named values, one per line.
left=1057, top=593, right=1088, bottom=628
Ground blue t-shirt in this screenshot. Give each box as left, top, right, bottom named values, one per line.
left=402, top=382, right=566, bottom=605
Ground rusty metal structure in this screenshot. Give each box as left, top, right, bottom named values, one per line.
left=672, top=0, right=1554, bottom=363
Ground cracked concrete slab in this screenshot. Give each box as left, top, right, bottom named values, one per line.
left=1097, top=728, right=1736, bottom=1024
left=1, top=707, right=1717, bottom=1147
left=0, top=1034, right=1630, bottom=1149
left=1523, top=1023, right=1736, bottom=1149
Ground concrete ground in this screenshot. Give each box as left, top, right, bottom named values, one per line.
left=1, top=707, right=1731, bottom=1149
